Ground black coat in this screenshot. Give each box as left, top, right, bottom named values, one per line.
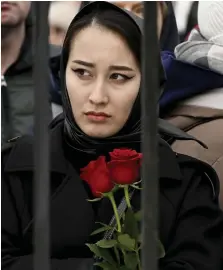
left=2, top=122, right=223, bottom=270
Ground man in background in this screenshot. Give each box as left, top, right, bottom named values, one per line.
left=1, top=1, right=61, bottom=145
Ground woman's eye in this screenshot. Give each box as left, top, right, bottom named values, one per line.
left=72, top=68, right=91, bottom=79
left=110, top=73, right=132, bottom=82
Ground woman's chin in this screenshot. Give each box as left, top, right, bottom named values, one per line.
left=82, top=127, right=118, bottom=139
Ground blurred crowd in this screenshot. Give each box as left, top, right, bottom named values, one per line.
left=1, top=1, right=223, bottom=205
left=48, top=1, right=199, bottom=46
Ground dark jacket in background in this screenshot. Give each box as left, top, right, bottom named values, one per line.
left=1, top=16, right=61, bottom=145
left=160, top=2, right=179, bottom=52
left=2, top=121, right=223, bottom=270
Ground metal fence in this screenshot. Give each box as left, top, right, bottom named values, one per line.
left=33, top=3, right=50, bottom=270
left=33, top=2, right=159, bottom=270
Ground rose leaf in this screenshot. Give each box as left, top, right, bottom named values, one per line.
left=117, top=234, right=136, bottom=251
left=96, top=239, right=117, bottom=249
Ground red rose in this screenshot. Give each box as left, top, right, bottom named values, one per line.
left=108, top=149, right=142, bottom=185
left=80, top=156, right=114, bottom=198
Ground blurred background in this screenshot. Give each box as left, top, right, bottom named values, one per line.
left=48, top=1, right=198, bottom=46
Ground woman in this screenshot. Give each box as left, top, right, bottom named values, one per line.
left=2, top=2, right=223, bottom=270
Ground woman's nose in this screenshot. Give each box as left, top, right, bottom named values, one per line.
left=89, top=81, right=109, bottom=105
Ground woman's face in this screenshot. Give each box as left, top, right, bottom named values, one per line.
left=66, top=25, right=141, bottom=138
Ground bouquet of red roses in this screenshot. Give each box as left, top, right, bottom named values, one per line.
left=80, top=149, right=165, bottom=270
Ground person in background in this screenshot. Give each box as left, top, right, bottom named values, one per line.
left=49, top=1, right=82, bottom=46
left=183, top=1, right=198, bottom=41
left=1, top=1, right=61, bottom=145
left=173, top=1, right=198, bottom=42
left=113, top=1, right=179, bottom=52
left=160, top=1, right=223, bottom=208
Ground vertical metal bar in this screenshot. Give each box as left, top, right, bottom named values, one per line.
left=33, top=2, right=50, bottom=270
left=141, top=2, right=159, bottom=270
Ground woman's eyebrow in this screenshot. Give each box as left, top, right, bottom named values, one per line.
left=110, top=65, right=134, bottom=71
left=72, top=60, right=94, bottom=68
left=73, top=60, right=134, bottom=72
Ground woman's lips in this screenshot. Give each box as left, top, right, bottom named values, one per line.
left=85, top=112, right=111, bottom=122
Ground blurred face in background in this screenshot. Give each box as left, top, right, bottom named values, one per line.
left=49, top=25, right=67, bottom=46
left=113, top=1, right=143, bottom=17
left=49, top=1, right=82, bottom=46
left=1, top=1, right=31, bottom=27
left=113, top=1, right=167, bottom=38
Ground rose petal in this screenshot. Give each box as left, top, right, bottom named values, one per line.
left=80, top=156, right=114, bottom=198
left=108, top=159, right=140, bottom=185
left=109, top=148, right=141, bottom=161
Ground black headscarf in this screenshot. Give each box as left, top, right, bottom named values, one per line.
left=60, top=1, right=165, bottom=157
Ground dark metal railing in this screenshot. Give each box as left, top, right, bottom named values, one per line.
left=33, top=2, right=50, bottom=270
left=33, top=2, right=159, bottom=270
left=141, top=2, right=159, bottom=270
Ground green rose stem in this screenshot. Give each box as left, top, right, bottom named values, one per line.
left=124, top=185, right=131, bottom=209
left=136, top=249, right=142, bottom=270
left=107, top=192, right=122, bottom=233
